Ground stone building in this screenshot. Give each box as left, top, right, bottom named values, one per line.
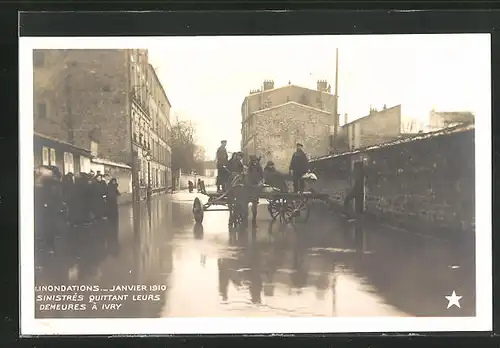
left=32, top=49, right=172, bottom=200
left=241, top=80, right=338, bottom=171
left=335, top=104, right=403, bottom=152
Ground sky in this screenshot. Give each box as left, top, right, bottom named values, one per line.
left=147, top=34, right=488, bottom=158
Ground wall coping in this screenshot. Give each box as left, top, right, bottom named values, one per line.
left=311, top=123, right=474, bottom=163
left=252, top=101, right=332, bottom=115
left=91, top=157, right=131, bottom=169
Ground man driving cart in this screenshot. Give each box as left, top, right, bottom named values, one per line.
left=216, top=140, right=229, bottom=192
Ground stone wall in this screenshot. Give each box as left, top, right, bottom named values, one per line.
left=311, top=125, right=475, bottom=233
left=249, top=102, right=334, bottom=172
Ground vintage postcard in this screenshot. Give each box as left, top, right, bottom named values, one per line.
left=19, top=34, right=492, bottom=335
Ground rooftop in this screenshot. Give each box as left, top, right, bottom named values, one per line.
left=34, top=132, right=91, bottom=155
left=245, top=83, right=335, bottom=99
left=252, top=101, right=333, bottom=115
left=343, top=104, right=401, bottom=127
left=310, top=122, right=474, bottom=163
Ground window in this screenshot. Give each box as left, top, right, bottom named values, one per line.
left=37, top=102, right=47, bottom=118
left=64, top=152, right=74, bottom=174
left=49, top=148, right=56, bottom=166
left=42, top=147, right=50, bottom=166
left=90, top=141, right=99, bottom=156
left=80, top=156, right=91, bottom=173
left=33, top=51, right=45, bottom=67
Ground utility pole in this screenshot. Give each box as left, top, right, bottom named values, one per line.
left=329, top=48, right=339, bottom=153
left=334, top=47, right=339, bottom=137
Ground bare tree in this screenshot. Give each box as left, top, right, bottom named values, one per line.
left=192, top=145, right=206, bottom=175
left=401, top=118, right=424, bottom=134
left=171, top=113, right=197, bottom=174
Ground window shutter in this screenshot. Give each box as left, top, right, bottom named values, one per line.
left=42, top=147, right=49, bottom=166
left=50, top=148, right=56, bottom=166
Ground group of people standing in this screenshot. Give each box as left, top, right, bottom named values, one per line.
left=214, top=140, right=310, bottom=228
left=215, top=140, right=310, bottom=194
left=35, top=165, right=122, bottom=232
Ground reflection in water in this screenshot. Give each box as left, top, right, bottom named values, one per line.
left=193, top=223, right=204, bottom=239
left=35, top=193, right=476, bottom=319
left=35, top=197, right=174, bottom=319
left=249, top=238, right=263, bottom=304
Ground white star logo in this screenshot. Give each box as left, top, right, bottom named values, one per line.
left=445, top=291, right=463, bottom=309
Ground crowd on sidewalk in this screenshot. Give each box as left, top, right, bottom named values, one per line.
left=34, top=165, right=122, bottom=252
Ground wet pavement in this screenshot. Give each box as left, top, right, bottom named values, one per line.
left=34, top=190, right=475, bottom=318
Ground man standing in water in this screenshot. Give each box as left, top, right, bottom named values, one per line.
left=216, top=140, right=229, bottom=192
left=288, top=143, right=309, bottom=193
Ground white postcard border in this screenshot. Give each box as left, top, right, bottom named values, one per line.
left=19, top=35, right=492, bottom=335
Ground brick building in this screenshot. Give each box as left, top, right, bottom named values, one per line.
left=32, top=49, right=172, bottom=201
left=334, top=104, right=403, bottom=152
left=241, top=80, right=338, bottom=171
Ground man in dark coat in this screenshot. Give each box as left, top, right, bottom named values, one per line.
left=227, top=151, right=244, bottom=175
left=92, top=174, right=107, bottom=219
left=34, top=166, right=63, bottom=253
left=264, top=160, right=288, bottom=192
left=216, top=140, right=229, bottom=192
left=106, top=178, right=121, bottom=221
left=288, top=143, right=309, bottom=193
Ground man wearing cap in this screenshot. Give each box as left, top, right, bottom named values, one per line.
left=288, top=142, right=309, bottom=193
left=216, top=140, right=229, bottom=192
left=264, top=160, right=288, bottom=192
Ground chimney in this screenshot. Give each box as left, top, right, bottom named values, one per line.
left=263, top=80, right=274, bottom=91
left=344, top=113, right=348, bottom=125
left=317, top=80, right=328, bottom=92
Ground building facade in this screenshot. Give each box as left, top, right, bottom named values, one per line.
left=146, top=63, right=172, bottom=192
left=333, top=104, right=402, bottom=153
left=428, top=110, right=475, bottom=131
left=33, top=49, right=172, bottom=200
left=241, top=80, right=338, bottom=170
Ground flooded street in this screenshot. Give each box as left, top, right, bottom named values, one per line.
left=35, top=191, right=475, bottom=318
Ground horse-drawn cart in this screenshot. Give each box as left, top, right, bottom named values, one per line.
left=192, top=174, right=330, bottom=226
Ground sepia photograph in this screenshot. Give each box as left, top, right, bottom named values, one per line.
left=19, top=34, right=491, bottom=335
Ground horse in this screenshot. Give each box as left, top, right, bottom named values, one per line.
left=226, top=156, right=264, bottom=229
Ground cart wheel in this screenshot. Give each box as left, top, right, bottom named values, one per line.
left=267, top=200, right=281, bottom=221
left=279, top=200, right=295, bottom=224
left=290, top=199, right=311, bottom=223
left=193, top=197, right=204, bottom=224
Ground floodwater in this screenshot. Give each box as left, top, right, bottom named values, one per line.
left=34, top=191, right=475, bottom=318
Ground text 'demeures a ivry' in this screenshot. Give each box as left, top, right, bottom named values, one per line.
left=34, top=284, right=167, bottom=315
